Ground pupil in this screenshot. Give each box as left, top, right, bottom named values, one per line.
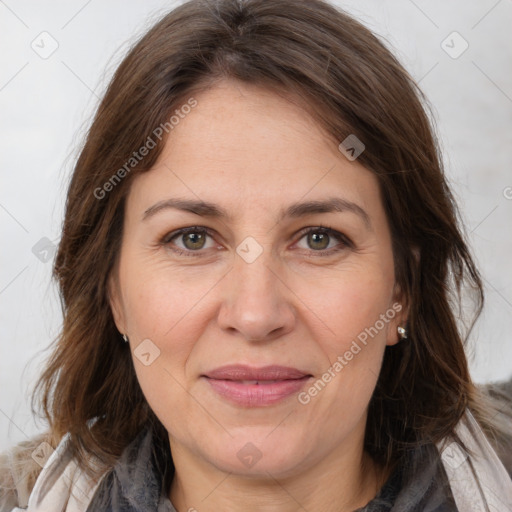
left=309, top=232, right=329, bottom=250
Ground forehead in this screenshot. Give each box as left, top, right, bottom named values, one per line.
left=127, top=80, right=382, bottom=222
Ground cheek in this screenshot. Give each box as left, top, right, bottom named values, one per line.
left=118, top=259, right=222, bottom=410
left=292, top=263, right=395, bottom=346
left=293, top=266, right=394, bottom=403
left=121, top=266, right=208, bottom=430
left=119, top=254, right=220, bottom=341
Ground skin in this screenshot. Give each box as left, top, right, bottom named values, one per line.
left=109, top=80, right=408, bottom=512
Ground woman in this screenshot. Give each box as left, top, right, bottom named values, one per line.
left=1, top=0, right=511, bottom=510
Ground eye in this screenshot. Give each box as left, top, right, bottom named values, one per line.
left=160, top=225, right=352, bottom=258
left=294, top=226, right=352, bottom=255
left=161, top=226, right=217, bottom=255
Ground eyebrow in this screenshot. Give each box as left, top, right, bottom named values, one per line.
left=142, top=197, right=372, bottom=229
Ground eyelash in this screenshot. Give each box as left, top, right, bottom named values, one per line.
left=160, top=225, right=353, bottom=258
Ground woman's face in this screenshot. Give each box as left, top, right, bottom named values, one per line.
left=110, top=80, right=406, bottom=479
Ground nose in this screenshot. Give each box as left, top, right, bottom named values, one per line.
left=217, top=251, right=296, bottom=342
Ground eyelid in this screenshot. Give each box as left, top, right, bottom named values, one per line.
left=161, top=226, right=214, bottom=244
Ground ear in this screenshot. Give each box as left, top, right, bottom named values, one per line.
left=108, top=271, right=126, bottom=335
left=385, top=285, right=408, bottom=347
left=386, top=246, right=419, bottom=346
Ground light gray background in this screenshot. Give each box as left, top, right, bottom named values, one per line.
left=1, top=0, right=511, bottom=451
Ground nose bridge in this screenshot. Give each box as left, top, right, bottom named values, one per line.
left=217, top=244, right=295, bottom=341
left=234, top=248, right=275, bottom=298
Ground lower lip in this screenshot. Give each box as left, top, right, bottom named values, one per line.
left=203, top=376, right=311, bottom=407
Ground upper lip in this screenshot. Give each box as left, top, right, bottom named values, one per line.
left=203, top=365, right=310, bottom=381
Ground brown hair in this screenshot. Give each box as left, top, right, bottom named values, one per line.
left=30, top=0, right=493, bottom=480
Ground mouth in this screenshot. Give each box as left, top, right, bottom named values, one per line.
left=202, top=365, right=313, bottom=407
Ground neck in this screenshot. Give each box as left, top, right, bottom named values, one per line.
left=168, top=438, right=388, bottom=512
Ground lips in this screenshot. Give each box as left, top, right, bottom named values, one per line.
left=203, top=364, right=310, bottom=381
left=202, top=365, right=312, bottom=407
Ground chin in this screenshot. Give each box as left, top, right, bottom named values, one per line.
left=211, top=452, right=303, bottom=479
left=200, top=430, right=310, bottom=478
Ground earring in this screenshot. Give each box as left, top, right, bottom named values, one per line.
left=122, top=334, right=129, bottom=343
left=397, top=326, right=408, bottom=340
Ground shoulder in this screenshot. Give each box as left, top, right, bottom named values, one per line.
left=0, top=432, right=107, bottom=512
left=479, top=376, right=512, bottom=476
left=0, top=434, right=49, bottom=511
